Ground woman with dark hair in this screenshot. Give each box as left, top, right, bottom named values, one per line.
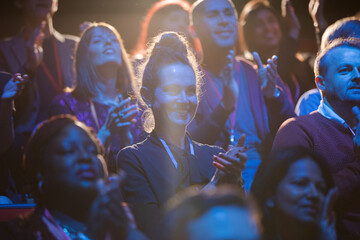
left=132, top=0, right=200, bottom=61
left=116, top=32, right=247, bottom=236
left=161, top=186, right=261, bottom=240
left=251, top=147, right=337, bottom=240
left=238, top=0, right=314, bottom=106
left=50, top=23, right=139, bottom=169
left=0, top=115, right=147, bottom=240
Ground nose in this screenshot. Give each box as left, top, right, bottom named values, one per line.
left=77, top=147, right=94, bottom=164
left=177, top=90, right=188, bottom=102
left=218, top=13, right=229, bottom=27
left=307, top=183, right=320, bottom=200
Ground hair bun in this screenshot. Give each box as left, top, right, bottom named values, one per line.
left=153, top=32, right=188, bottom=55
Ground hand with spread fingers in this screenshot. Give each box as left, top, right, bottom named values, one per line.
left=1, top=73, right=28, bottom=99
left=319, top=188, right=338, bottom=240
left=211, top=135, right=248, bottom=188
left=220, top=50, right=239, bottom=111
left=26, top=21, right=46, bottom=71
left=253, top=51, right=280, bottom=99
left=88, top=171, right=130, bottom=239
left=309, top=0, right=327, bottom=33
left=97, top=97, right=138, bottom=147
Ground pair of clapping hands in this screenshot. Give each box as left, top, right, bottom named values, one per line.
left=97, top=96, right=138, bottom=147
left=1, top=72, right=28, bottom=100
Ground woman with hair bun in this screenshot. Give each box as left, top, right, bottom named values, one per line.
left=116, top=32, right=247, bottom=235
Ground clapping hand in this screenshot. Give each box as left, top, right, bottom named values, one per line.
left=319, top=188, right=337, bottom=240
left=1, top=73, right=28, bottom=100
left=253, top=51, right=280, bottom=99
left=98, top=97, right=138, bottom=146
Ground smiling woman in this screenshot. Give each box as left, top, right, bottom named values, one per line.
left=49, top=23, right=140, bottom=171
left=251, top=147, right=336, bottom=240
left=116, top=32, right=247, bottom=237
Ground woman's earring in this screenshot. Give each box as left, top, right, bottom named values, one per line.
left=148, top=103, right=152, bottom=108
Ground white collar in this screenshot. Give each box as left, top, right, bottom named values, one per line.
left=317, top=99, right=346, bottom=125
left=317, top=99, right=355, bottom=136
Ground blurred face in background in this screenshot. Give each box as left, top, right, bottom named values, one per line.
left=160, top=9, right=190, bottom=37
left=193, top=0, right=238, bottom=50
left=249, top=8, right=282, bottom=52
left=17, top=0, right=58, bottom=20
left=272, top=157, right=326, bottom=224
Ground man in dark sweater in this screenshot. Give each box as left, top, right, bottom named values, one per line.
left=272, top=38, right=360, bottom=239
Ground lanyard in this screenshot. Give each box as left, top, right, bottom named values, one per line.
left=89, top=99, right=100, bottom=131
left=40, top=37, right=64, bottom=93
left=159, top=135, right=195, bottom=169
left=203, top=62, right=241, bottom=144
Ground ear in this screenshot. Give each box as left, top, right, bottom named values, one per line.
left=265, top=198, right=275, bottom=208
left=140, top=86, right=152, bottom=107
left=315, top=75, right=326, bottom=91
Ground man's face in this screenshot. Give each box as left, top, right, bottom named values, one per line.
left=18, top=0, right=58, bottom=20
left=193, top=0, right=238, bottom=49
left=321, top=46, right=360, bottom=104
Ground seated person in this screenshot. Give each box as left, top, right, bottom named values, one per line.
left=188, top=0, right=295, bottom=191
left=295, top=17, right=360, bottom=116
left=273, top=38, right=360, bottom=239
left=116, top=32, right=247, bottom=236
left=251, top=148, right=336, bottom=240
left=50, top=23, right=139, bottom=170
left=0, top=115, right=146, bottom=240
left=161, top=186, right=261, bottom=240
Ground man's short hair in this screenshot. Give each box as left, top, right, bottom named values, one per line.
left=190, top=0, right=238, bottom=27
left=314, top=37, right=360, bottom=77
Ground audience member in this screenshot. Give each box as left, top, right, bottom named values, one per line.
left=189, top=0, right=295, bottom=190
left=0, top=0, right=79, bottom=202
left=295, top=17, right=360, bottom=116
left=238, top=0, right=314, bottom=106
left=132, top=0, right=194, bottom=61
left=0, top=72, right=27, bottom=203
left=0, top=115, right=147, bottom=240
left=161, top=186, right=261, bottom=240
left=50, top=23, right=139, bottom=171
left=273, top=38, right=360, bottom=239
left=251, top=147, right=337, bottom=240
left=116, top=32, right=247, bottom=236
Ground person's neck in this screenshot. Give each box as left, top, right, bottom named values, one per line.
left=202, top=46, right=233, bottom=77
left=93, top=66, right=119, bottom=103
left=23, top=16, right=54, bottom=40
left=45, top=194, right=93, bottom=224
left=276, top=216, right=317, bottom=240
left=323, top=96, right=359, bottom=128
left=155, top=125, right=186, bottom=149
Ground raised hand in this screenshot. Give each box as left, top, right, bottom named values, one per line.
left=1, top=73, right=28, bottom=99
left=88, top=171, right=130, bottom=239
left=98, top=97, right=138, bottom=146
left=220, top=50, right=239, bottom=111
left=281, top=0, right=301, bottom=39
left=253, top=51, right=280, bottom=98
left=309, top=0, right=327, bottom=32
left=319, top=188, right=338, bottom=240
left=26, top=22, right=46, bottom=71
left=210, top=135, right=247, bottom=189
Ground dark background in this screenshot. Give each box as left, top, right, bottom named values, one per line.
left=1, top=0, right=359, bottom=53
